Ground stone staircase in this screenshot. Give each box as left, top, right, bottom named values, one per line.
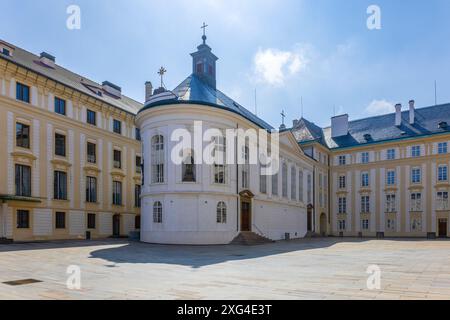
left=230, top=232, right=274, bottom=246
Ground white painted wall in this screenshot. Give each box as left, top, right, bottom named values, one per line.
left=33, top=209, right=52, bottom=236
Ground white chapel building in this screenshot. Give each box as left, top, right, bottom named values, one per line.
left=136, top=34, right=315, bottom=245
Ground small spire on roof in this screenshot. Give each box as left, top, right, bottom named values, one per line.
left=201, top=22, right=208, bottom=44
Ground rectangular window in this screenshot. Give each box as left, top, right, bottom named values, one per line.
left=272, top=173, right=279, bottom=196
left=260, top=174, right=267, bottom=194
left=386, top=170, right=396, bottom=186
left=338, top=197, right=347, bottom=214
left=135, top=184, right=141, bottom=208
left=2, top=48, right=10, bottom=56
left=16, top=82, right=30, bottom=103
left=438, top=165, right=448, bottom=182
left=113, top=149, right=122, bottom=169
left=87, top=213, right=96, bottom=229
left=135, top=128, right=141, bottom=141
left=338, top=155, right=346, bottom=166
left=387, top=149, right=396, bottom=160
left=437, top=192, right=449, bottom=211
left=87, top=142, right=96, bottom=164
left=16, top=122, right=30, bottom=149
left=113, top=119, right=122, bottom=134
left=362, top=219, right=369, bottom=230
left=339, top=175, right=346, bottom=189
left=87, top=109, right=96, bottom=126
left=298, top=170, right=304, bottom=202
left=361, top=172, right=370, bottom=187
left=85, top=176, right=97, bottom=203
left=15, top=164, right=31, bottom=197
left=55, top=133, right=66, bottom=157
left=291, top=167, right=297, bottom=201
left=55, top=212, right=66, bottom=229
left=213, top=136, right=226, bottom=185
left=438, top=142, right=448, bottom=155
left=411, top=168, right=422, bottom=184
left=307, top=174, right=312, bottom=204
left=113, top=181, right=122, bottom=206
left=411, top=146, right=421, bottom=157
left=54, top=171, right=68, bottom=200
left=411, top=193, right=422, bottom=212
left=386, top=194, right=396, bottom=213
left=338, top=220, right=346, bottom=231
left=361, top=152, right=369, bottom=164
left=386, top=219, right=395, bottom=231
left=54, top=97, right=66, bottom=116
left=17, top=210, right=30, bottom=229
left=152, top=136, right=165, bottom=184
left=136, top=156, right=142, bottom=174
left=361, top=196, right=370, bottom=213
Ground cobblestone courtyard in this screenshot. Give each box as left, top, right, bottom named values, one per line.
left=1, top=238, right=450, bottom=300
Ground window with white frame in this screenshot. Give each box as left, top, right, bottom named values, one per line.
left=387, top=149, right=396, bottom=160
left=361, top=172, right=370, bottom=187
left=411, top=145, right=421, bottom=157
left=338, top=220, right=346, bottom=231
left=411, top=167, right=421, bottom=184
left=213, top=136, right=227, bottom=184
left=272, top=172, right=279, bottom=196
left=298, top=170, right=304, bottom=202
left=386, top=170, right=396, bottom=186
left=361, top=196, right=370, bottom=213
left=153, top=201, right=163, bottom=223
left=339, top=175, right=346, bottom=189
left=338, top=197, right=347, bottom=214
left=307, top=174, right=312, bottom=204
left=386, top=194, right=396, bottom=213
left=438, top=165, right=448, bottom=182
left=386, top=219, right=395, bottom=231
left=282, top=163, right=288, bottom=198
left=438, top=142, right=448, bottom=155
left=361, top=152, right=369, bottom=164
left=260, top=173, right=267, bottom=194
left=338, top=155, right=346, bottom=166
left=361, top=219, right=369, bottom=230
left=291, top=167, right=297, bottom=200
left=437, top=191, right=449, bottom=210
left=410, top=193, right=422, bottom=211
left=151, top=135, right=164, bottom=184
left=182, top=149, right=196, bottom=182
left=216, top=202, right=227, bottom=224
left=411, top=218, right=422, bottom=232
left=241, top=145, right=249, bottom=189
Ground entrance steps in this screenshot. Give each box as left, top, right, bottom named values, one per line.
left=305, top=231, right=321, bottom=238
left=230, top=232, right=274, bottom=245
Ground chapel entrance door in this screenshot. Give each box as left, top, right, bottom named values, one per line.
left=241, top=202, right=251, bottom=232
left=113, top=214, right=121, bottom=238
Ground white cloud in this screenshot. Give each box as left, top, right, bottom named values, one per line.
left=253, top=46, right=309, bottom=86
left=365, top=100, right=394, bottom=116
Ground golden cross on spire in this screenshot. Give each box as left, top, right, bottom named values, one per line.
left=158, top=66, right=167, bottom=88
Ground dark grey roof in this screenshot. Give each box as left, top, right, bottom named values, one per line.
left=141, top=74, right=274, bottom=130
left=0, top=40, right=142, bottom=115
left=294, top=103, right=450, bottom=150
left=291, top=118, right=326, bottom=146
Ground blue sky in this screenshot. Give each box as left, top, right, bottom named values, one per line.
left=1, top=0, right=450, bottom=128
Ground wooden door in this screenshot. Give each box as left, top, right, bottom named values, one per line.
left=241, top=202, right=251, bottom=231
left=113, top=215, right=121, bottom=237
left=439, top=219, right=448, bottom=238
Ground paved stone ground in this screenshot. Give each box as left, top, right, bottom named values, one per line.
left=0, top=238, right=450, bottom=300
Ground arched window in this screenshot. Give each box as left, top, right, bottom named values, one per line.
left=216, top=202, right=227, bottom=224
left=213, top=136, right=227, bottom=184
left=282, top=163, right=288, bottom=198
left=242, top=145, right=249, bottom=189
left=151, top=135, right=164, bottom=184
left=153, top=201, right=163, bottom=223
left=291, top=166, right=297, bottom=201
left=182, top=149, right=196, bottom=182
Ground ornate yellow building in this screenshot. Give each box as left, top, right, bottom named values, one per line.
left=0, top=40, right=142, bottom=242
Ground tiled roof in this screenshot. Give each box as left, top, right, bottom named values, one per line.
left=294, top=103, right=450, bottom=150
left=0, top=40, right=142, bottom=115
left=141, top=74, right=274, bottom=131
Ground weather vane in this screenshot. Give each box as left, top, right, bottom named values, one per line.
left=158, top=66, right=167, bottom=88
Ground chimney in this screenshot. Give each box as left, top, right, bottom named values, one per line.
left=39, top=52, right=55, bottom=68
left=331, top=114, right=349, bottom=138
left=395, top=103, right=402, bottom=126
left=409, top=100, right=415, bottom=125
left=102, top=81, right=122, bottom=98
left=145, top=81, right=153, bottom=103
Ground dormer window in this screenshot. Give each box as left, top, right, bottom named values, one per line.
left=2, top=48, right=10, bottom=56
left=196, top=63, right=203, bottom=74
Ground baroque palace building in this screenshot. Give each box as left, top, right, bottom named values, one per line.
left=1, top=33, right=449, bottom=243
left=0, top=40, right=142, bottom=242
